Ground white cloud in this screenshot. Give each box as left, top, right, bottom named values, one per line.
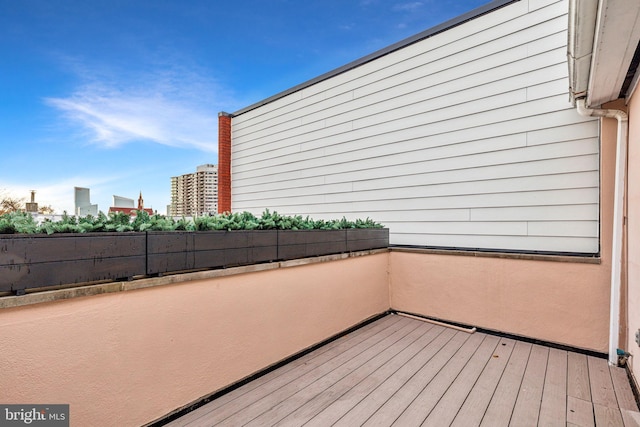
left=393, top=2, right=424, bottom=12
left=46, top=66, right=224, bottom=153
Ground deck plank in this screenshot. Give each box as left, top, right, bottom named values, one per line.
left=588, top=356, right=619, bottom=409
left=538, top=348, right=568, bottom=426
left=359, top=330, right=471, bottom=427
left=388, top=332, right=487, bottom=426
left=293, top=322, right=446, bottom=427
left=567, top=395, right=595, bottom=427
left=568, top=352, right=592, bottom=402
left=211, top=318, right=420, bottom=426
left=271, top=320, right=437, bottom=426
left=621, top=409, right=640, bottom=427
left=509, top=344, right=549, bottom=427
left=611, top=366, right=639, bottom=412
left=450, top=337, right=515, bottom=427
left=480, top=340, right=532, bottom=427
left=325, top=327, right=458, bottom=427
left=593, top=402, right=624, bottom=426
left=246, top=319, right=428, bottom=426
left=422, top=334, right=501, bottom=426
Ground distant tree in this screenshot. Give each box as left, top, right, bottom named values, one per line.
left=0, top=189, right=55, bottom=215
left=0, top=190, right=25, bottom=214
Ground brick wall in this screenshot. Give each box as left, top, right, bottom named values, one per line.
left=218, top=112, right=232, bottom=213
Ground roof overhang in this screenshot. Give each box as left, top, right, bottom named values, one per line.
left=568, top=0, right=640, bottom=107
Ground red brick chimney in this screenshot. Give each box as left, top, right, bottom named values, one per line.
left=218, top=112, right=232, bottom=213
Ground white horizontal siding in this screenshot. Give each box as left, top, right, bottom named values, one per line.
left=232, top=38, right=568, bottom=153
left=233, top=187, right=599, bottom=212
left=232, top=0, right=564, bottom=137
left=232, top=91, right=584, bottom=165
left=233, top=138, right=598, bottom=189
left=233, top=171, right=599, bottom=206
left=230, top=0, right=600, bottom=254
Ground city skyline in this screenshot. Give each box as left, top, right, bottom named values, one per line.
left=0, top=0, right=489, bottom=214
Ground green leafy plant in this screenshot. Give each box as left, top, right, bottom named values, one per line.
left=0, top=209, right=383, bottom=234
left=0, top=211, right=38, bottom=234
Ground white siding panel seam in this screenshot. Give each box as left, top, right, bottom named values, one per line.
left=232, top=142, right=598, bottom=185
left=232, top=134, right=596, bottom=179
left=233, top=112, right=596, bottom=167
left=231, top=187, right=598, bottom=210
left=233, top=94, right=581, bottom=161
left=234, top=106, right=592, bottom=160
left=232, top=157, right=599, bottom=193
left=232, top=172, right=599, bottom=202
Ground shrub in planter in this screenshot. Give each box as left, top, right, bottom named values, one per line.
left=0, top=210, right=386, bottom=293
left=0, top=210, right=384, bottom=235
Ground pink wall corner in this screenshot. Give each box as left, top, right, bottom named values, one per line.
left=388, top=251, right=610, bottom=351
left=388, top=110, right=618, bottom=353
left=625, top=92, right=640, bottom=381
left=0, top=253, right=389, bottom=427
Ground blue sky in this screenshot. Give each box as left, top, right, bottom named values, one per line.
left=0, top=0, right=489, bottom=214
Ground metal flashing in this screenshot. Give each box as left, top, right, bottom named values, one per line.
left=232, top=0, right=519, bottom=117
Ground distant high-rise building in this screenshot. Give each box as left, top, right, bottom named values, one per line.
left=74, top=187, right=98, bottom=216
left=169, top=164, right=218, bottom=216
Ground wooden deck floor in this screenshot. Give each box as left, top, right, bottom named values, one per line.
left=166, top=314, right=640, bottom=427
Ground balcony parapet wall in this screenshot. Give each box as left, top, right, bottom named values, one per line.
left=0, top=251, right=390, bottom=427
left=0, top=228, right=389, bottom=296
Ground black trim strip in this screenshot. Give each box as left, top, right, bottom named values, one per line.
left=391, top=310, right=608, bottom=359
left=621, top=41, right=640, bottom=99
left=390, top=244, right=600, bottom=259
left=623, top=364, right=640, bottom=411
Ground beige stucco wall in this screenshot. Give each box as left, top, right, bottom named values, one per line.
left=626, top=91, right=640, bottom=381
left=389, top=110, right=618, bottom=353
left=0, top=106, right=630, bottom=424
left=0, top=253, right=389, bottom=427
left=389, top=251, right=609, bottom=351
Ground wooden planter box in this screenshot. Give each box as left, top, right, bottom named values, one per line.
left=277, top=229, right=347, bottom=260
left=0, top=233, right=146, bottom=294
left=276, top=228, right=389, bottom=259
left=0, top=228, right=388, bottom=294
left=147, top=230, right=278, bottom=275
left=346, top=228, right=389, bottom=252
left=193, top=230, right=278, bottom=269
